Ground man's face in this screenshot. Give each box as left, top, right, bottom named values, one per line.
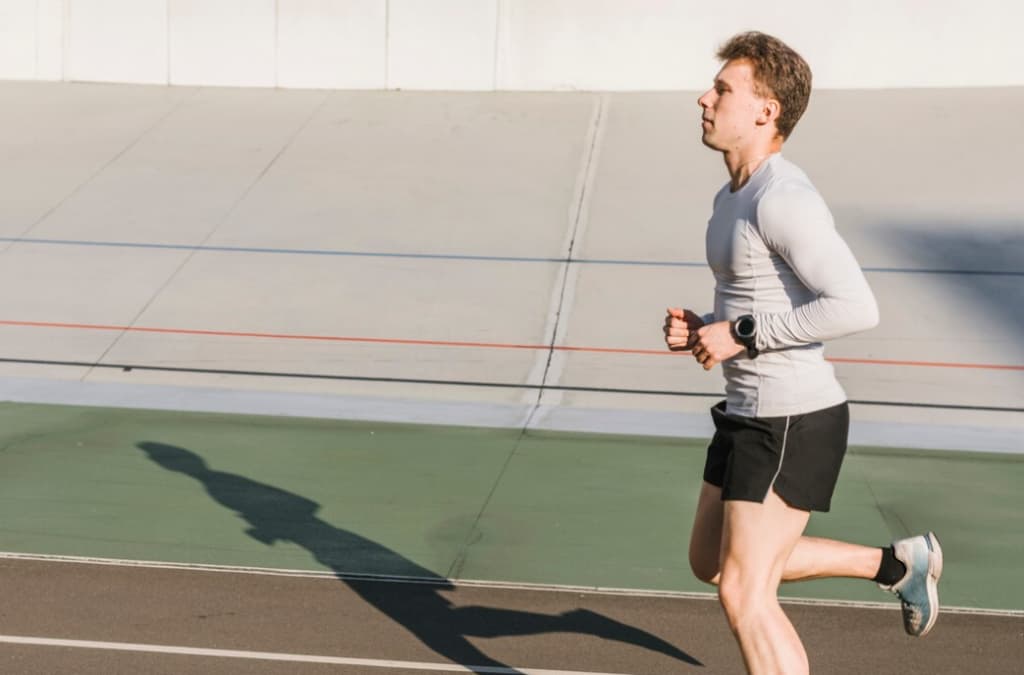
left=697, top=59, right=772, bottom=151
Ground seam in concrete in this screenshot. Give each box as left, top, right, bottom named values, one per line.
left=449, top=95, right=611, bottom=580
left=444, top=425, right=527, bottom=580
left=79, top=91, right=332, bottom=382
left=2, top=88, right=194, bottom=257
left=520, top=93, right=607, bottom=428
left=528, top=94, right=609, bottom=427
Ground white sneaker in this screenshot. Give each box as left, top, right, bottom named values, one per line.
left=879, top=532, right=943, bottom=637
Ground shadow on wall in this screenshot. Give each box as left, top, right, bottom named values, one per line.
left=876, top=219, right=1024, bottom=336
left=137, top=442, right=702, bottom=672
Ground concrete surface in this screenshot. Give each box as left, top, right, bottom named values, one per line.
left=0, top=82, right=1020, bottom=451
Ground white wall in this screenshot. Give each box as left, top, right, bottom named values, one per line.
left=67, top=0, right=167, bottom=85
left=1, top=0, right=1021, bottom=90
left=0, top=0, right=64, bottom=80
left=276, top=0, right=386, bottom=89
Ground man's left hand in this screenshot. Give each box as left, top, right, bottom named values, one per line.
left=691, top=321, right=745, bottom=371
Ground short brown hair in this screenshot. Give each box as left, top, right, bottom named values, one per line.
left=717, top=32, right=812, bottom=139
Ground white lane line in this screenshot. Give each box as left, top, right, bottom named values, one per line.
left=0, top=635, right=631, bottom=675
left=2, top=551, right=1021, bottom=618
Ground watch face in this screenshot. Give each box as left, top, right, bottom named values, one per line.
left=736, top=317, right=755, bottom=338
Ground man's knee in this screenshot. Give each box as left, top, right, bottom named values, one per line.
left=717, top=567, right=775, bottom=631
left=688, top=548, right=720, bottom=585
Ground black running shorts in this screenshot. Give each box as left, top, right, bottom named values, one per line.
left=702, top=400, right=849, bottom=512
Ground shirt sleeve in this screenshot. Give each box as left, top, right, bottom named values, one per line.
left=752, top=183, right=879, bottom=351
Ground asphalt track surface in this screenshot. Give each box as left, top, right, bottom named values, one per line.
left=1, top=558, right=1021, bottom=675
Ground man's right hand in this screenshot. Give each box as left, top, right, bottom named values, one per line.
left=664, top=308, right=704, bottom=351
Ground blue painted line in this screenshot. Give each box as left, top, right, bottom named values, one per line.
left=1, top=236, right=1020, bottom=276
left=0, top=236, right=703, bottom=267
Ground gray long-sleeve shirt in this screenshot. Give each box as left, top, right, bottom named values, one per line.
left=704, top=153, right=879, bottom=418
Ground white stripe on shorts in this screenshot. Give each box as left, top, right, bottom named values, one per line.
left=765, top=415, right=791, bottom=500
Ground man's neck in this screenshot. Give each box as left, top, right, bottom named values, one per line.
left=724, top=138, right=784, bottom=192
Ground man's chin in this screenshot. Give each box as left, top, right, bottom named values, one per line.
left=700, top=134, right=721, bottom=150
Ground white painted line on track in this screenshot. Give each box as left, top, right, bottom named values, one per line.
left=0, top=635, right=632, bottom=675
left=3, top=551, right=1021, bottom=618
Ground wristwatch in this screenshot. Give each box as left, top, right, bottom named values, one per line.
left=732, top=314, right=759, bottom=359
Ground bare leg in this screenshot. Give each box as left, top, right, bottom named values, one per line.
left=690, top=481, right=882, bottom=586
left=718, top=490, right=811, bottom=675
left=784, top=535, right=884, bottom=581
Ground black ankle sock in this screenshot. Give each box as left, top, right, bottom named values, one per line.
left=873, top=546, right=907, bottom=585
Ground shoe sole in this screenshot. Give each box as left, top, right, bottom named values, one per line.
left=919, top=531, right=943, bottom=637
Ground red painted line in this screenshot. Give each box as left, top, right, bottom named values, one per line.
left=0, top=319, right=659, bottom=354
left=825, top=356, right=1024, bottom=371
left=1, top=319, right=1022, bottom=372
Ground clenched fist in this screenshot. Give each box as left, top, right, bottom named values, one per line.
left=691, top=320, right=745, bottom=370
left=663, top=308, right=703, bottom=352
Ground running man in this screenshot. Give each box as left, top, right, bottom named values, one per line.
left=663, top=32, right=942, bottom=674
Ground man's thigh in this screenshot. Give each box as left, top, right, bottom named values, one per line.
left=721, top=489, right=811, bottom=588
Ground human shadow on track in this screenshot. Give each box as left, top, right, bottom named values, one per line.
left=138, top=442, right=703, bottom=672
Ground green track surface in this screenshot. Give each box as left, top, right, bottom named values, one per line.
left=0, top=401, right=1020, bottom=610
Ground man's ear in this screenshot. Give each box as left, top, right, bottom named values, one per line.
left=757, top=99, right=781, bottom=128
